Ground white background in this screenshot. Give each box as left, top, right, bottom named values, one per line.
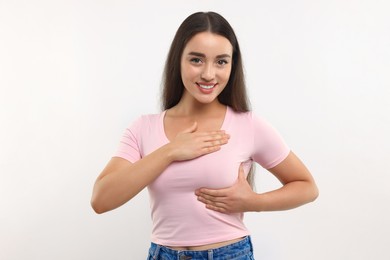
left=1, top=0, right=389, bottom=259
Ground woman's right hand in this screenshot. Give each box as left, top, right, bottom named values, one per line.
left=168, top=122, right=230, bottom=161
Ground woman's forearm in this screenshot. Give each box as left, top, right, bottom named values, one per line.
left=250, top=180, right=319, bottom=212
left=91, top=144, right=174, bottom=214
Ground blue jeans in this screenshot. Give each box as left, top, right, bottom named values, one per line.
left=147, top=236, right=255, bottom=260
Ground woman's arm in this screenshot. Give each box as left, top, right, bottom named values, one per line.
left=91, top=123, right=230, bottom=214
left=252, top=151, right=319, bottom=211
left=195, top=151, right=319, bottom=213
left=91, top=146, right=173, bottom=214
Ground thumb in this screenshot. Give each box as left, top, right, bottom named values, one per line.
left=181, top=121, right=198, bottom=134
left=238, top=163, right=246, bottom=181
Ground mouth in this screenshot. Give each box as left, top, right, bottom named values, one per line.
left=197, top=83, right=217, bottom=90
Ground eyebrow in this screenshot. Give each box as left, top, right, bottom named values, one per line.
left=187, top=52, right=231, bottom=59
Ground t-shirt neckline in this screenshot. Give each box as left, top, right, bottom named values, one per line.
left=159, top=106, right=231, bottom=143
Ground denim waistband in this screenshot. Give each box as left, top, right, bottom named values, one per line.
left=148, top=236, right=253, bottom=260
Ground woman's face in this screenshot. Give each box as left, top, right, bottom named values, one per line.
left=180, top=32, right=233, bottom=105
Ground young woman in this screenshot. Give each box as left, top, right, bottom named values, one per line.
left=91, top=11, right=318, bottom=260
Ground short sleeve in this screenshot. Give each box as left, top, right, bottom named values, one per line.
left=113, top=117, right=143, bottom=163
left=251, top=113, right=290, bottom=169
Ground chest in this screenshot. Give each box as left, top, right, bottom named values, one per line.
left=147, top=132, right=253, bottom=194
left=163, top=116, right=225, bottom=142
left=139, top=111, right=254, bottom=193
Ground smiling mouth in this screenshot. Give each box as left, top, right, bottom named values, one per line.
left=197, top=83, right=216, bottom=89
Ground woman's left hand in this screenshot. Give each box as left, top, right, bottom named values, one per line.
left=195, top=164, right=255, bottom=214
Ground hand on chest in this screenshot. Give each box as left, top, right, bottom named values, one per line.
left=151, top=139, right=252, bottom=192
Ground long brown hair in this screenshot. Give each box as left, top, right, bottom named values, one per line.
left=161, top=11, right=255, bottom=186
left=162, top=11, right=250, bottom=112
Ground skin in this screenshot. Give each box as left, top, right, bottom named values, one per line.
left=91, top=31, right=319, bottom=250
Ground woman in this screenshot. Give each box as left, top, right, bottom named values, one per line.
left=91, top=11, right=318, bottom=259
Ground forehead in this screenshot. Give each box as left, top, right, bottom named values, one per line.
left=183, top=32, right=233, bottom=55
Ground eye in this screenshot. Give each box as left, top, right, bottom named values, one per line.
left=217, top=59, right=229, bottom=66
left=190, top=58, right=203, bottom=64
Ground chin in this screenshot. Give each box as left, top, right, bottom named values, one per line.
left=195, top=97, right=218, bottom=104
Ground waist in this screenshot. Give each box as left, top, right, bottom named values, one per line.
left=167, top=237, right=245, bottom=251
left=150, top=206, right=248, bottom=246
left=149, top=236, right=253, bottom=259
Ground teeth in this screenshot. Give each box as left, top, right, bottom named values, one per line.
left=199, top=84, right=214, bottom=89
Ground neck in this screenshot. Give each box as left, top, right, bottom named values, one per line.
left=173, top=99, right=225, bottom=117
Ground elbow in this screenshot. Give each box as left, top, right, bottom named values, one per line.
left=314, top=187, right=320, bottom=201
left=90, top=193, right=110, bottom=214
left=91, top=198, right=104, bottom=214
left=309, top=183, right=319, bottom=203
left=91, top=201, right=105, bottom=214
left=91, top=181, right=114, bottom=214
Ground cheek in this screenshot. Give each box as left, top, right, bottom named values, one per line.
left=220, top=68, right=232, bottom=82
left=182, top=65, right=200, bottom=80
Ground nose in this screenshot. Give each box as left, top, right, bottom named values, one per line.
left=201, top=63, right=215, bottom=81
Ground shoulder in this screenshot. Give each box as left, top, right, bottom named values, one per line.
left=227, top=106, right=251, bottom=119
left=140, top=112, right=162, bottom=122
left=127, top=111, right=164, bottom=129
left=228, top=108, right=281, bottom=135
left=228, top=107, right=265, bottom=124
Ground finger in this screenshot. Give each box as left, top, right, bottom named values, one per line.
left=197, top=133, right=230, bottom=143
left=212, top=133, right=230, bottom=140
left=200, top=145, right=221, bottom=155
left=205, top=138, right=228, bottom=147
left=197, top=195, right=226, bottom=206
left=200, top=130, right=226, bottom=136
left=194, top=130, right=223, bottom=137
left=205, top=204, right=228, bottom=213
left=196, top=131, right=230, bottom=140
left=197, top=188, right=228, bottom=198
left=208, top=200, right=227, bottom=208
left=201, top=135, right=230, bottom=147
left=198, top=136, right=229, bottom=155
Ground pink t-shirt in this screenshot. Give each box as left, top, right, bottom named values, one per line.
left=114, top=106, right=290, bottom=246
